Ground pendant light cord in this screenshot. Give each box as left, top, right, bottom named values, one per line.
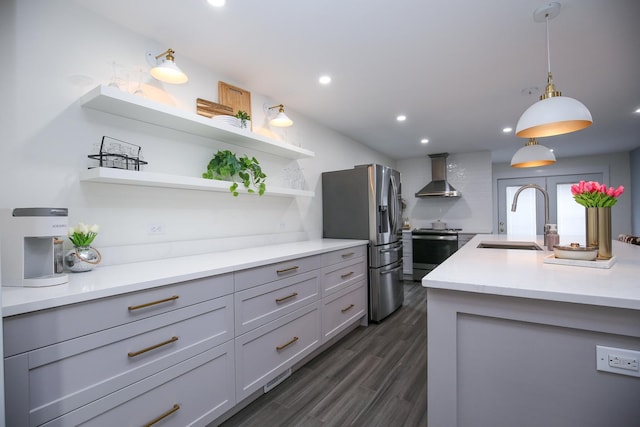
left=546, top=14, right=551, bottom=74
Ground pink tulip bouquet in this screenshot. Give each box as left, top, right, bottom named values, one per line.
left=571, top=180, right=624, bottom=208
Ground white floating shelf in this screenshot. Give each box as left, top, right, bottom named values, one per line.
left=80, top=167, right=315, bottom=198
left=80, top=85, right=315, bottom=160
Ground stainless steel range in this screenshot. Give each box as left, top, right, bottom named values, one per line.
left=412, top=228, right=460, bottom=281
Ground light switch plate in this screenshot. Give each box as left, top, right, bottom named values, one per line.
left=596, top=345, right=640, bottom=377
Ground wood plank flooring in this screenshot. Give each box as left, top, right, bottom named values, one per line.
left=220, top=281, right=427, bottom=427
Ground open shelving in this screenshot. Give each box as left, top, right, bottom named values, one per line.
left=79, top=167, right=314, bottom=198
left=80, top=85, right=315, bottom=160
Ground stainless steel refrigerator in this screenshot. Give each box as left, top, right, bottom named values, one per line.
left=322, top=164, right=403, bottom=322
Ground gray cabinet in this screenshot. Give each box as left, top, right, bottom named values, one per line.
left=40, top=342, right=235, bottom=427
left=3, top=244, right=368, bottom=426
left=402, top=230, right=413, bottom=278
left=235, top=302, right=321, bottom=401
left=233, top=245, right=367, bottom=402
left=233, top=256, right=323, bottom=402
left=4, top=275, right=235, bottom=426
left=321, top=246, right=367, bottom=342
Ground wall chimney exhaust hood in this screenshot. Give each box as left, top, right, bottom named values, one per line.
left=415, top=153, right=461, bottom=198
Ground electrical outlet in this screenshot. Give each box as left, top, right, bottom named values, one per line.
left=147, top=223, right=165, bottom=235
left=596, top=345, right=640, bottom=377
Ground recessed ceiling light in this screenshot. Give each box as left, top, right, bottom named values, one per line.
left=503, top=127, right=513, bottom=133
left=635, top=107, right=640, bottom=113
left=319, top=75, right=331, bottom=85
left=420, top=138, right=429, bottom=144
left=207, top=0, right=225, bottom=7
left=396, top=115, right=406, bottom=122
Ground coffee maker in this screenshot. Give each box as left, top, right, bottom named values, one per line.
left=1, top=208, right=69, bottom=287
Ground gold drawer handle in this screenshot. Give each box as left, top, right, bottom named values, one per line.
left=276, top=336, right=299, bottom=351
left=341, top=271, right=354, bottom=279
left=341, top=304, right=355, bottom=313
left=143, top=403, right=180, bottom=427
left=275, top=292, right=299, bottom=304
left=128, top=295, right=179, bottom=311
left=276, top=265, right=299, bottom=274
left=341, top=252, right=355, bottom=258
left=128, top=336, right=179, bottom=358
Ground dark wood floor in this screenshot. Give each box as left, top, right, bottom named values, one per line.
left=220, top=281, right=428, bottom=427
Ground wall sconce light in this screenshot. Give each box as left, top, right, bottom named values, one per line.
left=511, top=138, right=556, bottom=168
left=515, top=2, right=592, bottom=138
left=145, top=48, right=188, bottom=84
left=268, top=104, right=294, bottom=127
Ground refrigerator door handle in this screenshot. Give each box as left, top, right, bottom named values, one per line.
left=389, top=173, right=401, bottom=236
left=380, top=264, right=403, bottom=275
left=380, top=246, right=402, bottom=254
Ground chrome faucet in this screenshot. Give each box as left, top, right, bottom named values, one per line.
left=511, top=184, right=551, bottom=246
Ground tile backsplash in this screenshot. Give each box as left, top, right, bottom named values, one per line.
left=397, top=151, right=493, bottom=233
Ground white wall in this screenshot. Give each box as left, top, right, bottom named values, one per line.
left=1, top=0, right=393, bottom=264
left=397, top=151, right=493, bottom=233
left=631, top=147, right=640, bottom=235
left=0, top=0, right=15, bottom=423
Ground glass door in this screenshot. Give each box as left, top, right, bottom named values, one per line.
left=497, top=178, right=546, bottom=236
left=497, top=173, right=602, bottom=240
left=547, top=174, right=602, bottom=243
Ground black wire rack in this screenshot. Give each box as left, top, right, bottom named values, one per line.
left=88, top=136, right=148, bottom=171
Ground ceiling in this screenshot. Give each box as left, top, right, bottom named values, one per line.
left=75, top=0, right=640, bottom=163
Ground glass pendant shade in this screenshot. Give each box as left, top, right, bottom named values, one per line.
left=511, top=138, right=556, bottom=168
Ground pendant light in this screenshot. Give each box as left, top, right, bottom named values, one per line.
left=515, top=2, right=592, bottom=138
left=511, top=138, right=556, bottom=168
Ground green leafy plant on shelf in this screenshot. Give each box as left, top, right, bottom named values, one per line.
left=202, top=149, right=266, bottom=196
left=235, top=110, right=251, bottom=129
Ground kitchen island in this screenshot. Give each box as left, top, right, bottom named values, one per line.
left=423, top=234, right=640, bottom=427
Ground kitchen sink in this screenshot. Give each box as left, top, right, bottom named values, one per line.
left=477, top=241, right=543, bottom=250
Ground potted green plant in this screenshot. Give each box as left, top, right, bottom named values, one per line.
left=234, top=110, right=251, bottom=129
left=65, top=222, right=102, bottom=272
left=202, top=149, right=266, bottom=196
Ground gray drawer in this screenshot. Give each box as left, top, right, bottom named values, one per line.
left=234, top=254, right=322, bottom=291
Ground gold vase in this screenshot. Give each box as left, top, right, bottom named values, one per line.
left=596, top=207, right=612, bottom=260
left=585, top=207, right=598, bottom=248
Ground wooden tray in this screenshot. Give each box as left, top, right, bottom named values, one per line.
left=218, top=81, right=252, bottom=120
left=196, top=98, right=233, bottom=118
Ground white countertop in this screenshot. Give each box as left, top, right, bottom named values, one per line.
left=422, top=234, right=640, bottom=310
left=2, top=239, right=368, bottom=317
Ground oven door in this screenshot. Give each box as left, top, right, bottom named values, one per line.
left=412, top=234, right=458, bottom=281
